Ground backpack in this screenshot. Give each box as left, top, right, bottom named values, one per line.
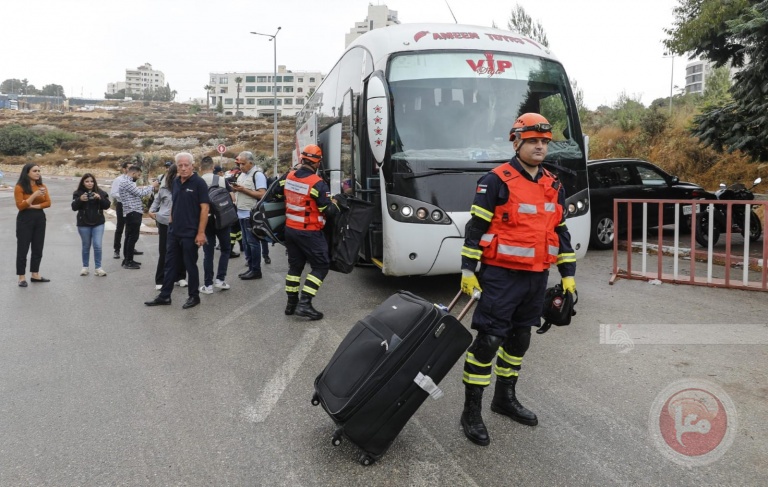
left=208, top=175, right=239, bottom=230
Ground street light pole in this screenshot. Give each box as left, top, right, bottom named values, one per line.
left=669, top=56, right=674, bottom=114
left=251, top=27, right=282, bottom=177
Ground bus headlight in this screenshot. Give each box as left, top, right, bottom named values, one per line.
left=431, top=210, right=443, bottom=221
left=568, top=203, right=576, bottom=215
left=390, top=203, right=398, bottom=212
left=416, top=208, right=428, bottom=220
left=401, top=205, right=413, bottom=217
left=385, top=194, right=452, bottom=225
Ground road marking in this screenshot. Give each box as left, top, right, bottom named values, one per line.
left=411, top=418, right=481, bottom=487
left=215, top=283, right=282, bottom=329
left=243, top=327, right=320, bottom=423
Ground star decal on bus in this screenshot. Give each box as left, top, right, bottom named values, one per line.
left=374, top=127, right=383, bottom=135
left=374, top=116, right=382, bottom=124
left=373, top=105, right=382, bottom=113
left=375, top=139, right=383, bottom=146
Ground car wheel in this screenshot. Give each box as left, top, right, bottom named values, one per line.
left=590, top=212, right=615, bottom=250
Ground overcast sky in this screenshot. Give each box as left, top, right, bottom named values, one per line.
left=2, top=0, right=688, bottom=109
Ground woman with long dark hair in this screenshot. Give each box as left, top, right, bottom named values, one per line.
left=71, top=173, right=111, bottom=276
left=14, top=163, right=52, bottom=287
left=148, top=163, right=186, bottom=289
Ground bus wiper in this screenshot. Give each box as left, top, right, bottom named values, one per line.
left=402, top=168, right=485, bottom=179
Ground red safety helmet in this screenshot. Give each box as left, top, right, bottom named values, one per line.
left=300, top=144, right=323, bottom=164
left=509, top=113, right=553, bottom=142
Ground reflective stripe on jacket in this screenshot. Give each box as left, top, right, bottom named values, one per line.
left=480, top=165, right=562, bottom=271
left=285, top=170, right=325, bottom=231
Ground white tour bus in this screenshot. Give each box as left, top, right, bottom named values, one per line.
left=293, top=23, right=590, bottom=276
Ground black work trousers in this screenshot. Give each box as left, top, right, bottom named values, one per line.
left=123, top=211, right=142, bottom=262
left=113, top=201, right=125, bottom=252
left=155, top=222, right=186, bottom=285
left=158, top=229, right=200, bottom=299
left=16, top=209, right=46, bottom=275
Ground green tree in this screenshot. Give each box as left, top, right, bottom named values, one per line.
left=105, top=89, right=126, bottom=100
left=701, top=65, right=732, bottom=106
left=666, top=0, right=768, bottom=160
left=506, top=3, right=549, bottom=46
left=235, top=77, right=243, bottom=116
left=1, top=78, right=23, bottom=94
left=40, top=84, right=66, bottom=98
left=204, top=84, right=213, bottom=111
left=216, top=99, right=223, bottom=114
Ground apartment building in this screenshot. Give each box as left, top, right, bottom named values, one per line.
left=125, top=63, right=166, bottom=96
left=208, top=65, right=324, bottom=117
left=684, top=59, right=712, bottom=95
left=106, top=82, right=127, bottom=95
left=344, top=4, right=400, bottom=47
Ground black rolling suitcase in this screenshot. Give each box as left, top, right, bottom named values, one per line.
left=311, top=290, right=475, bottom=465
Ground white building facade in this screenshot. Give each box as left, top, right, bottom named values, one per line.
left=344, top=4, right=399, bottom=47
left=106, top=81, right=127, bottom=95
left=125, top=63, right=166, bottom=96
left=685, top=59, right=712, bottom=94
left=208, top=65, right=324, bottom=117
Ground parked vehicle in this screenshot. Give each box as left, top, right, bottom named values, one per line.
left=692, top=177, right=762, bottom=247
left=587, top=158, right=704, bottom=250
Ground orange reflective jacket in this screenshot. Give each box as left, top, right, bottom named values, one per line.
left=285, top=170, right=325, bottom=231
left=480, top=165, right=562, bottom=271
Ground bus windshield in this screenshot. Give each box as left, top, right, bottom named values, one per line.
left=388, top=51, right=583, bottom=171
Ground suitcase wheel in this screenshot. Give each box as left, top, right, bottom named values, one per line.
left=311, top=392, right=320, bottom=406
left=331, top=429, right=343, bottom=447
left=358, top=453, right=375, bottom=466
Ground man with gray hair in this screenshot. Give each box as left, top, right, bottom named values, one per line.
left=145, top=152, right=210, bottom=309
left=231, top=151, right=268, bottom=280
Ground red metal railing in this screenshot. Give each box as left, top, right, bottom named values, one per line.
left=610, top=198, right=768, bottom=291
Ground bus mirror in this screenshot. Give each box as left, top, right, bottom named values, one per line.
left=366, top=72, right=389, bottom=165
left=583, top=134, right=590, bottom=161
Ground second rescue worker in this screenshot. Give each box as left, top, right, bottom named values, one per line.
left=458, top=113, right=577, bottom=446
left=273, top=145, right=338, bottom=320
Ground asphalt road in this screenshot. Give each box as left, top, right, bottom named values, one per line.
left=1, top=176, right=767, bottom=486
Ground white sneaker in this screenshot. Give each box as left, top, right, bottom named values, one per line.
left=94, top=268, right=107, bottom=277
left=176, top=279, right=188, bottom=288
left=80, top=268, right=89, bottom=276
left=199, top=285, right=213, bottom=294
left=155, top=284, right=163, bottom=290
left=214, top=279, right=230, bottom=290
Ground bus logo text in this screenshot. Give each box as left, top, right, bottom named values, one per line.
left=414, top=31, right=481, bottom=42
left=467, top=53, right=512, bottom=77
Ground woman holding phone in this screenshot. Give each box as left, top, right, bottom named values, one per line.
left=15, top=163, right=52, bottom=287
left=71, top=173, right=111, bottom=276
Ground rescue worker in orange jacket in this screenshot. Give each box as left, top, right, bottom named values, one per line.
left=273, top=145, right=339, bottom=320
left=458, top=113, right=577, bottom=446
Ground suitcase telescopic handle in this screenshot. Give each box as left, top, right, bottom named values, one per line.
left=447, top=290, right=480, bottom=321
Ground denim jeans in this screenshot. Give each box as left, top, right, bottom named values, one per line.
left=77, top=224, right=105, bottom=268
left=239, top=218, right=262, bottom=273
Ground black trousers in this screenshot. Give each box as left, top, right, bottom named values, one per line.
left=159, top=229, right=200, bottom=299
left=155, top=222, right=186, bottom=285
left=16, top=209, right=46, bottom=275
left=113, top=201, right=125, bottom=252
left=123, top=211, right=142, bottom=261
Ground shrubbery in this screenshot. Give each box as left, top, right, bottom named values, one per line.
left=0, top=124, right=78, bottom=156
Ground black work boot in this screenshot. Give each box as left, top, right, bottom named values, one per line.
left=295, top=294, right=323, bottom=320
left=460, top=385, right=490, bottom=446
left=491, top=377, right=538, bottom=426
left=285, top=294, right=299, bottom=315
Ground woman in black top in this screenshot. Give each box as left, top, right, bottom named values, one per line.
left=71, top=173, right=111, bottom=276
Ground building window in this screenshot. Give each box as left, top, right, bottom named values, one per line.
left=257, top=76, right=267, bottom=83
left=236, top=98, right=243, bottom=105
left=245, top=86, right=256, bottom=93
left=257, top=99, right=282, bottom=106
left=309, top=77, right=316, bottom=83
left=275, top=76, right=282, bottom=82
left=284, top=98, right=293, bottom=105
left=219, top=77, right=228, bottom=84
left=224, top=98, right=233, bottom=105
left=245, top=76, right=256, bottom=82
left=297, top=87, right=303, bottom=93
left=298, top=77, right=304, bottom=83
left=246, top=98, right=255, bottom=105
left=219, top=87, right=228, bottom=94
left=283, top=86, right=293, bottom=93
left=257, top=86, right=267, bottom=92
left=275, top=86, right=282, bottom=93
left=296, top=98, right=304, bottom=105
left=283, top=76, right=294, bottom=82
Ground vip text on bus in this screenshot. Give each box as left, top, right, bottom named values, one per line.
left=295, top=23, right=590, bottom=277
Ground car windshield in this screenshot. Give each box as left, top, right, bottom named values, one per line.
left=387, top=51, right=583, bottom=171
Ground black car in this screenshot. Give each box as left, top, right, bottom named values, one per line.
left=587, top=158, right=704, bottom=250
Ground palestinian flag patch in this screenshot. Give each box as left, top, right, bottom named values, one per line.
left=476, top=184, right=487, bottom=194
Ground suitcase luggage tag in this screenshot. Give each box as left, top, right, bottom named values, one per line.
left=414, top=289, right=479, bottom=400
